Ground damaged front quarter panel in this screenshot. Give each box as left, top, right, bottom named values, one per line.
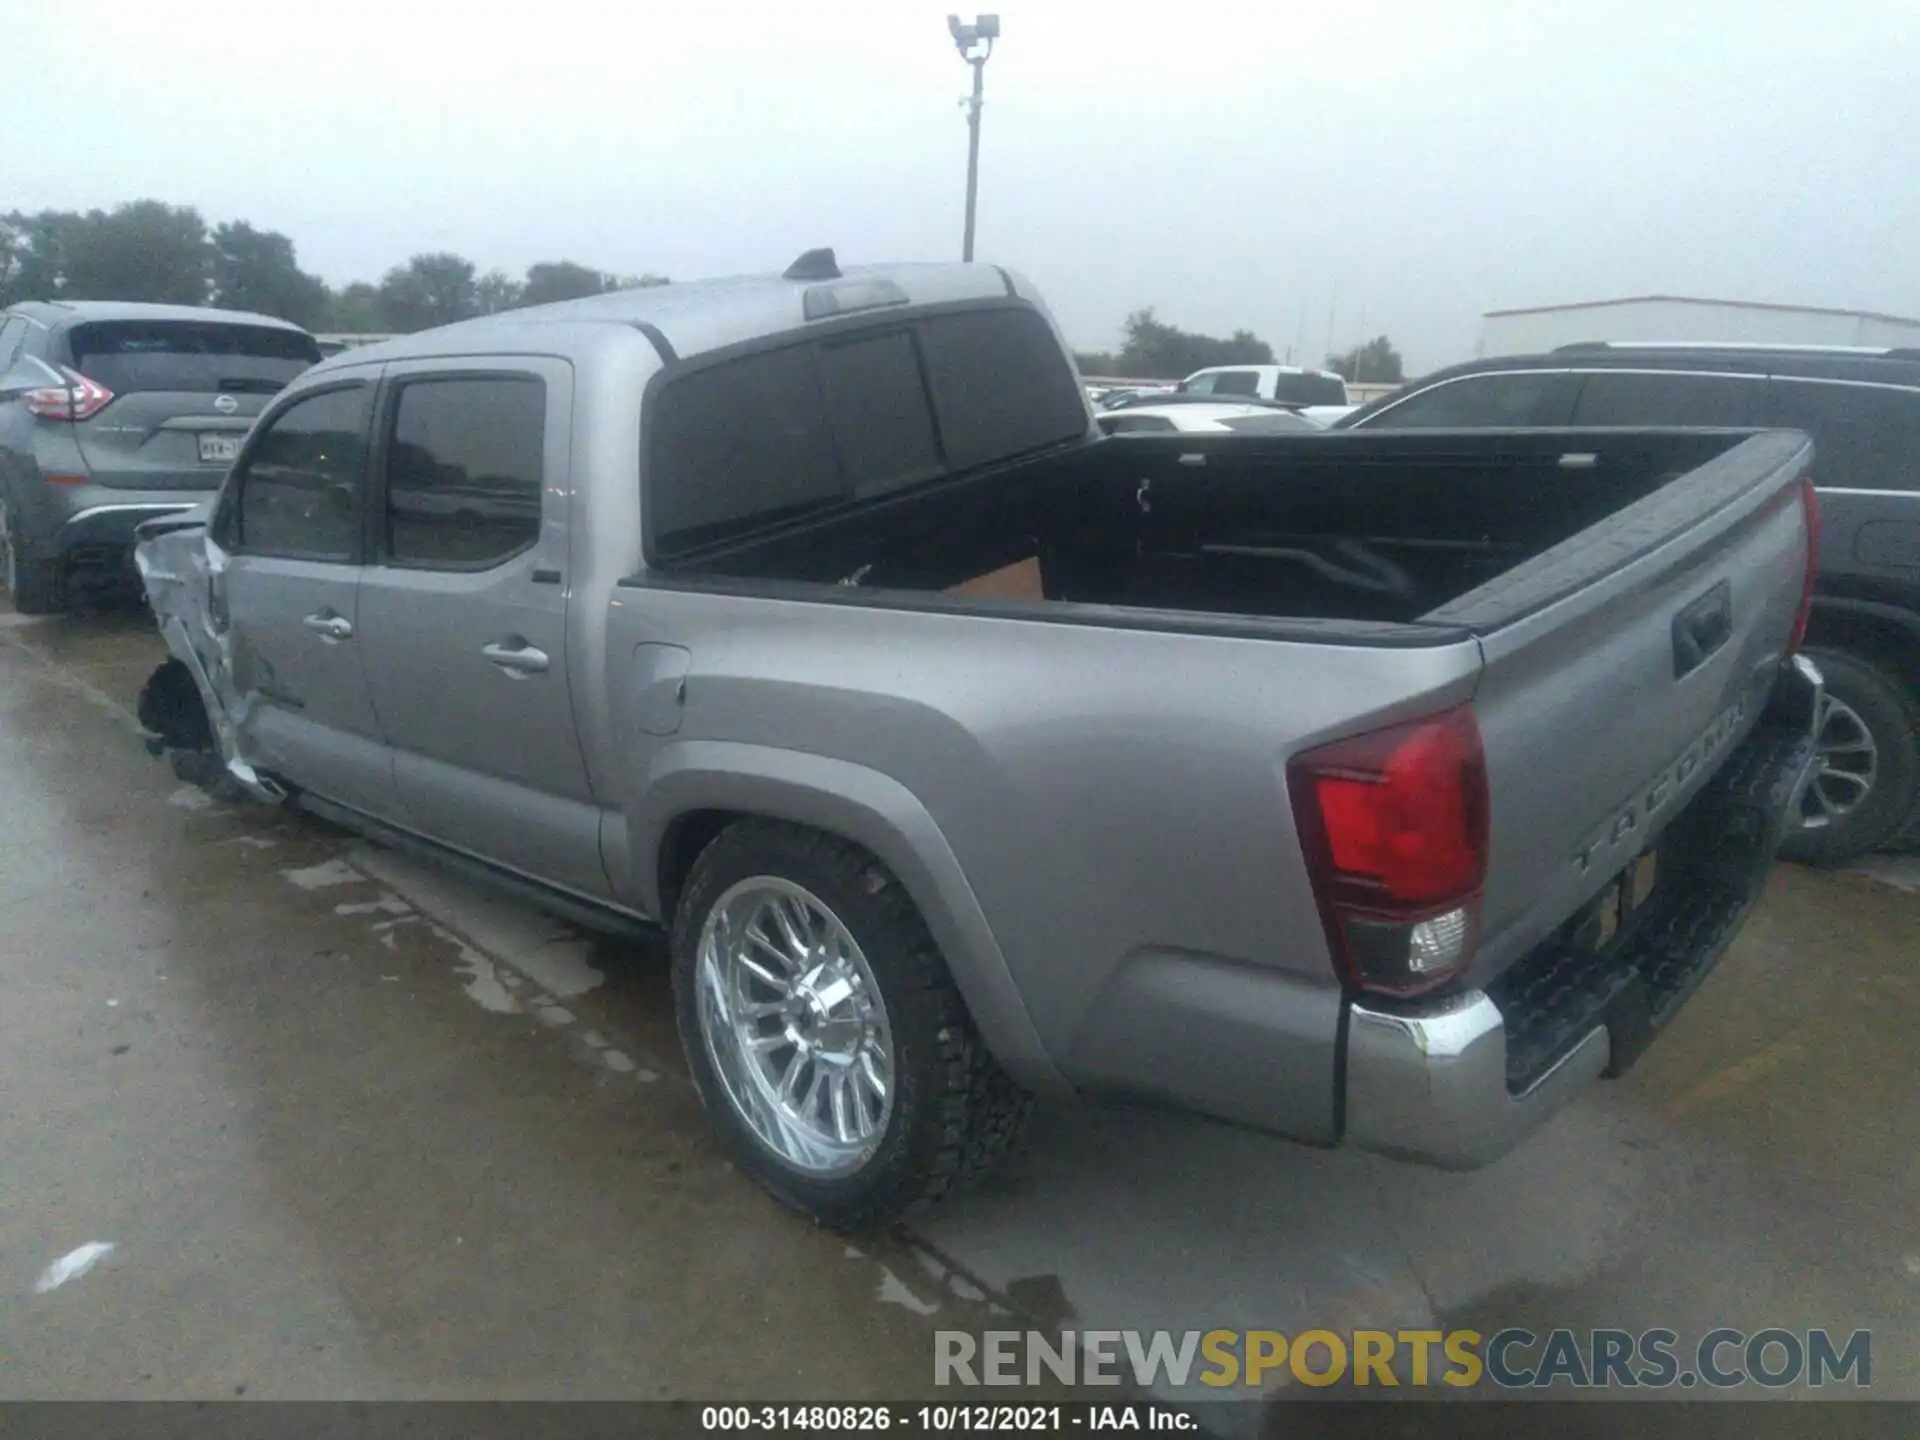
left=133, top=512, right=286, bottom=805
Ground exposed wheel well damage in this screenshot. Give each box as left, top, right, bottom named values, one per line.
left=136, top=657, right=214, bottom=753
left=656, top=808, right=742, bottom=922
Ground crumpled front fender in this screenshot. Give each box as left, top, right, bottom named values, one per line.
left=134, top=520, right=285, bottom=805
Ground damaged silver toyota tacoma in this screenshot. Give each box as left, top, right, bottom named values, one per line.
left=135, top=251, right=1823, bottom=1227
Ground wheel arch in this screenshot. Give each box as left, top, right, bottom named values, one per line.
left=1805, top=599, right=1920, bottom=706
left=635, top=741, right=1065, bottom=1090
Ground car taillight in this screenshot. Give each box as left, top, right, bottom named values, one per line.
left=1786, top=475, right=1819, bottom=655
left=24, top=366, right=114, bottom=421
left=1289, top=705, right=1490, bottom=998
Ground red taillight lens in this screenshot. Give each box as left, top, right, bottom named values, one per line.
left=24, top=366, right=114, bottom=422
left=1786, top=475, right=1819, bottom=655
left=1290, top=706, right=1490, bottom=996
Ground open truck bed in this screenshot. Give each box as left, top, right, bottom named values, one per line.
left=657, top=427, right=1793, bottom=636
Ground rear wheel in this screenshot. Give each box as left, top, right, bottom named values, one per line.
left=0, top=498, right=65, bottom=615
left=1780, top=647, right=1918, bottom=865
left=672, top=819, right=1031, bottom=1228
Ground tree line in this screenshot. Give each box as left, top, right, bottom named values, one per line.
left=0, top=200, right=668, bottom=333
left=1074, top=308, right=1404, bottom=384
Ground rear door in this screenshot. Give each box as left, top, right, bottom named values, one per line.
left=354, top=359, right=610, bottom=901
left=60, top=319, right=321, bottom=490
left=210, top=377, right=399, bottom=817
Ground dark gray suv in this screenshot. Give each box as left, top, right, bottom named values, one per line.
left=0, top=300, right=322, bottom=613
left=1338, top=342, right=1920, bottom=863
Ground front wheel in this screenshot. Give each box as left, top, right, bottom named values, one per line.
left=672, top=819, right=1031, bottom=1228
left=1780, top=647, right=1918, bottom=865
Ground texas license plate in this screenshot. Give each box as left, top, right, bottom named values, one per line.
left=198, top=433, right=242, bottom=464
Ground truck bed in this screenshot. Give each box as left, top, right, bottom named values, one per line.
left=660, top=428, right=1778, bottom=634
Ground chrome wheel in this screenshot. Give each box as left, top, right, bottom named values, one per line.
left=1801, top=692, right=1879, bottom=830
left=695, top=876, right=894, bottom=1178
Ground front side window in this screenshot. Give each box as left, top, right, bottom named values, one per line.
left=1209, top=370, right=1262, bottom=397
left=1365, top=372, right=1561, bottom=428
left=384, top=376, right=546, bottom=568
left=228, top=386, right=369, bottom=561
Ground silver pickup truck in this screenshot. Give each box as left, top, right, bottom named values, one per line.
left=134, top=252, right=1823, bottom=1228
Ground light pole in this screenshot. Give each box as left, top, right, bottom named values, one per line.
left=947, top=13, right=1000, bottom=262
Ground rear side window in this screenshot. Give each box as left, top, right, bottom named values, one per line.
left=1570, top=371, right=1763, bottom=426
left=229, top=386, right=369, bottom=561
left=1769, top=379, right=1920, bottom=493
left=1272, top=373, right=1349, bottom=406
left=1365, top=372, right=1562, bottom=428
left=66, top=321, right=321, bottom=396
left=647, top=304, right=1087, bottom=557
left=384, top=377, right=546, bottom=568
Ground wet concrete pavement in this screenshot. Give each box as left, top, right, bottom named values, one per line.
left=1, top=606, right=1915, bottom=1406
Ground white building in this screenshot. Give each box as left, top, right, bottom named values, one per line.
left=1476, top=296, right=1920, bottom=358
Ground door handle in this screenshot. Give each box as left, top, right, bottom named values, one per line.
left=302, top=610, right=353, bottom=643
left=1671, top=580, right=1732, bottom=679
left=482, top=640, right=550, bottom=676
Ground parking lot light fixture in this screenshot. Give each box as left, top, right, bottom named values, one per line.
left=947, top=13, right=1000, bottom=263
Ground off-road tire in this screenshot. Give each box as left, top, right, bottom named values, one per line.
left=1780, top=647, right=1919, bottom=865
left=671, top=818, right=1032, bottom=1229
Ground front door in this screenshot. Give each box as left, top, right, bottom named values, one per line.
left=211, top=377, right=399, bottom=818
left=354, top=359, right=610, bottom=901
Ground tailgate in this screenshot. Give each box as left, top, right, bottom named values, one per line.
left=1441, top=431, right=1813, bottom=984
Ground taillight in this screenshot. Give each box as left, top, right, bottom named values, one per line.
left=1786, top=475, right=1819, bottom=655
left=1289, top=706, right=1490, bottom=998
left=24, top=366, right=114, bottom=422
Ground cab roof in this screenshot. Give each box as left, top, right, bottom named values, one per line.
left=323, top=256, right=1027, bottom=370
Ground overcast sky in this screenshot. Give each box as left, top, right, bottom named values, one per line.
left=9, top=0, right=1917, bottom=371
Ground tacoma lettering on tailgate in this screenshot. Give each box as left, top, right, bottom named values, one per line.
left=1571, top=699, right=1748, bottom=877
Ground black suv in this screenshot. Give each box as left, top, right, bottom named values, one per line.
left=1338, top=342, right=1920, bottom=864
